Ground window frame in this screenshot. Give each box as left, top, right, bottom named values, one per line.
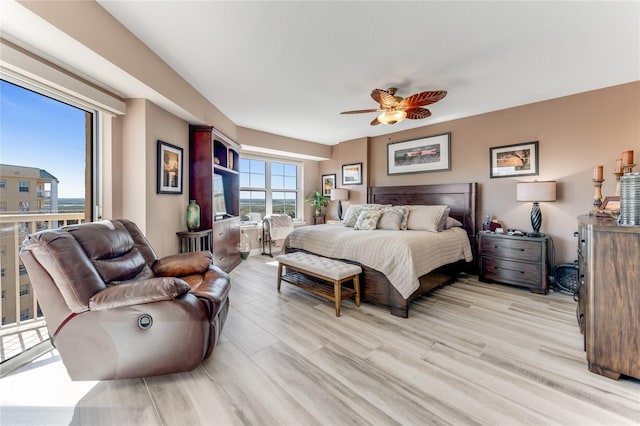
left=239, top=155, right=302, bottom=222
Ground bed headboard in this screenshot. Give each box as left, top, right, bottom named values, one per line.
left=368, top=182, right=479, bottom=243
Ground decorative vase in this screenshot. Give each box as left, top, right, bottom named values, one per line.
left=186, top=200, right=201, bottom=231
left=315, top=206, right=322, bottom=216
left=239, top=230, right=251, bottom=260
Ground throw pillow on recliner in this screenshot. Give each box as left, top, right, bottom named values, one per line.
left=152, top=250, right=213, bottom=277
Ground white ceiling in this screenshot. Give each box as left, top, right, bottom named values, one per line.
left=3, top=1, right=640, bottom=146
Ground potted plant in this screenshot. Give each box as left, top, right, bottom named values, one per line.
left=305, top=191, right=329, bottom=216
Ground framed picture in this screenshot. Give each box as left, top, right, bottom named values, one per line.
left=601, top=196, right=620, bottom=211
left=321, top=174, right=336, bottom=196
left=387, top=132, right=451, bottom=175
left=157, top=140, right=183, bottom=194
left=342, top=163, right=363, bottom=185
left=490, top=141, right=539, bottom=179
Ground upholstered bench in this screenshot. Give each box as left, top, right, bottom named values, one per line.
left=276, top=252, right=361, bottom=317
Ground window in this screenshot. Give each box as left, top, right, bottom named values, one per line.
left=18, top=201, right=29, bottom=212
left=18, top=181, right=30, bottom=193
left=0, top=201, right=6, bottom=212
left=20, top=308, right=30, bottom=321
left=240, top=157, right=301, bottom=222
left=19, top=284, right=29, bottom=296
left=0, top=179, right=5, bottom=188
left=0, top=268, right=4, bottom=277
left=19, top=265, right=27, bottom=276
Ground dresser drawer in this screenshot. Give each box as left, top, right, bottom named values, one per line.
left=480, top=237, right=542, bottom=262
left=213, top=221, right=229, bottom=242
left=481, top=257, right=542, bottom=288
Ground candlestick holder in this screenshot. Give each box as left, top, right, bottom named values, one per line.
left=622, top=163, right=636, bottom=174
left=592, top=179, right=604, bottom=209
left=613, top=172, right=623, bottom=196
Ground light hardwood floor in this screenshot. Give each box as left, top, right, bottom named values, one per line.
left=1, top=255, right=638, bottom=425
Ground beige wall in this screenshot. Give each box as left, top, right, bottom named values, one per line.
left=318, top=137, right=369, bottom=219
left=326, top=82, right=640, bottom=264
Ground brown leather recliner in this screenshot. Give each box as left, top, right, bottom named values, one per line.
left=19, top=219, right=230, bottom=380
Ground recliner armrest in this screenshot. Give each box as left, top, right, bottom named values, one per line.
left=89, top=277, right=190, bottom=311
left=152, top=251, right=213, bottom=277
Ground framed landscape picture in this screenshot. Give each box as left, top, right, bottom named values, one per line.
left=387, top=132, right=451, bottom=175
left=342, top=163, right=362, bottom=185
left=490, top=141, right=539, bottom=178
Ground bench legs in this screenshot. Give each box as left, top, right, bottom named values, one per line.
left=277, top=264, right=360, bottom=317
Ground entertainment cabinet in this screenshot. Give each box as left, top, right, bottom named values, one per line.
left=189, top=125, right=240, bottom=273
left=576, top=215, right=640, bottom=380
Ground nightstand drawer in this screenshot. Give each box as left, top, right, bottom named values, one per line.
left=480, top=237, right=542, bottom=262
left=481, top=257, right=542, bottom=288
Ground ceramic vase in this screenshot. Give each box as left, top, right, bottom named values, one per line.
left=186, top=200, right=201, bottom=231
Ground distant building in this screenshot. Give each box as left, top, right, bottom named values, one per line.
left=0, top=164, right=59, bottom=325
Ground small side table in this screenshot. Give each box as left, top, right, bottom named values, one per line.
left=176, top=229, right=212, bottom=253
left=313, top=215, right=326, bottom=225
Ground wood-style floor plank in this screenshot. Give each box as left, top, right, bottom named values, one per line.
left=1, top=254, right=638, bottom=425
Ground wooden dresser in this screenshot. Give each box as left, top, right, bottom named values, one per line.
left=577, top=215, right=640, bottom=380
left=478, top=232, right=549, bottom=294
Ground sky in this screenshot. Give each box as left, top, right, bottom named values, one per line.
left=0, top=79, right=87, bottom=198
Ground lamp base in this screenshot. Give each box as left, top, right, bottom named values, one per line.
left=526, top=232, right=545, bottom=238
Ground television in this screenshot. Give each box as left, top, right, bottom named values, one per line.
left=212, top=174, right=227, bottom=219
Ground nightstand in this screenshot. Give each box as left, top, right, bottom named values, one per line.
left=478, top=232, right=550, bottom=294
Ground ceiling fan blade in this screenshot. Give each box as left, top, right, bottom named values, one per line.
left=371, top=89, right=398, bottom=108
left=340, top=109, right=380, bottom=115
left=402, top=90, right=447, bottom=108
left=370, top=116, right=381, bottom=126
left=406, top=108, right=432, bottom=120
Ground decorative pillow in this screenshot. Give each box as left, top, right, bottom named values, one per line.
left=343, top=204, right=385, bottom=227
left=342, top=205, right=362, bottom=227
left=445, top=216, right=463, bottom=229
left=353, top=209, right=383, bottom=230
left=378, top=206, right=409, bottom=230
left=406, top=205, right=450, bottom=232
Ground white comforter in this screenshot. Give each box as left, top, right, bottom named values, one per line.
left=285, top=224, right=473, bottom=299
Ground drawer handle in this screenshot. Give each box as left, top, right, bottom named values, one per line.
left=495, top=245, right=525, bottom=252
left=495, top=266, right=524, bottom=274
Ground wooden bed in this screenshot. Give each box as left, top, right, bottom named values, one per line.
left=287, top=182, right=478, bottom=317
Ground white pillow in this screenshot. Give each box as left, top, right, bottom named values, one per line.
left=445, top=216, right=463, bottom=229
left=378, top=206, right=409, bottom=230
left=405, top=205, right=450, bottom=232
left=353, top=209, right=383, bottom=230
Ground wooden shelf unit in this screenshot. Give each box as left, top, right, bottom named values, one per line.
left=189, top=125, right=241, bottom=273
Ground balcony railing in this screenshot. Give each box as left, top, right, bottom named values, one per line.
left=0, top=213, right=86, bottom=362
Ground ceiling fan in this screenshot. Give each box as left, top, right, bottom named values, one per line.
left=340, top=87, right=447, bottom=125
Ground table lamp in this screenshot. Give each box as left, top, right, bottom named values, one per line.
left=516, top=181, right=556, bottom=237
left=330, top=188, right=349, bottom=220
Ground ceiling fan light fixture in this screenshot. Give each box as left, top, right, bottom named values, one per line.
left=377, top=109, right=407, bottom=125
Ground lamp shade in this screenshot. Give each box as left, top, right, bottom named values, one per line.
left=330, top=188, right=349, bottom=201
left=516, top=181, right=556, bottom=202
